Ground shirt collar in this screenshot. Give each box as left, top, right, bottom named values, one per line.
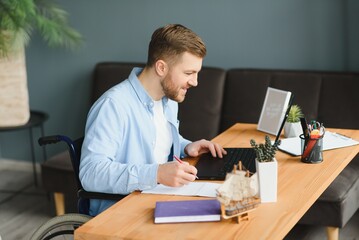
left=128, top=67, right=169, bottom=109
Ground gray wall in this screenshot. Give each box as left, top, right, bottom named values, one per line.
left=1, top=0, right=358, bottom=161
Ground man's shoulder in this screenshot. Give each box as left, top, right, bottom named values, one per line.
left=103, top=80, right=132, bottom=97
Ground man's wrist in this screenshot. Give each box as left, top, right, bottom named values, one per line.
left=184, top=144, right=190, bottom=156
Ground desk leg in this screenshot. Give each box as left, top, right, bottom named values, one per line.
left=29, top=127, right=38, bottom=186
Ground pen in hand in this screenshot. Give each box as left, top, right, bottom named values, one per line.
left=174, top=155, right=199, bottom=179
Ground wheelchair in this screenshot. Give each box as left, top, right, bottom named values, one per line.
left=30, top=135, right=125, bottom=240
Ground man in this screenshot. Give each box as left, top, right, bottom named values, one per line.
left=80, top=24, right=226, bottom=216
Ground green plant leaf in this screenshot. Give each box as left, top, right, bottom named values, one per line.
left=0, top=0, right=82, bottom=57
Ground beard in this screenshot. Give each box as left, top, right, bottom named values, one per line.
left=161, top=72, right=186, bottom=103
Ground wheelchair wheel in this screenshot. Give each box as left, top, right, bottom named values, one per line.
left=30, top=213, right=92, bottom=240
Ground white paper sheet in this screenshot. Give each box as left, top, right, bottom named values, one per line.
left=141, top=182, right=221, bottom=198
left=279, top=131, right=359, bottom=156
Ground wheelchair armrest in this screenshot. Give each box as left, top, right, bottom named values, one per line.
left=78, top=189, right=127, bottom=201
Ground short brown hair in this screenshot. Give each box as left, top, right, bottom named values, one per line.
left=146, top=24, right=206, bottom=67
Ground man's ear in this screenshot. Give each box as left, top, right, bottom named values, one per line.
left=155, top=60, right=168, bottom=77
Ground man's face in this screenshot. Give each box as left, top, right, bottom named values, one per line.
left=161, top=52, right=203, bottom=102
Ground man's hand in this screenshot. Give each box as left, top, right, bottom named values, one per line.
left=184, top=139, right=227, bottom=158
left=157, top=161, right=197, bottom=187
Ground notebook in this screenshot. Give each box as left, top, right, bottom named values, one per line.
left=195, top=91, right=293, bottom=180
left=154, top=199, right=221, bottom=223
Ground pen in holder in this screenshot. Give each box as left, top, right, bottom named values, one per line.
left=300, top=133, right=324, bottom=164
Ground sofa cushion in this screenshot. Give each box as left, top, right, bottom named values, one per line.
left=269, top=71, right=321, bottom=121
left=318, top=73, right=359, bottom=129
left=299, top=153, right=359, bottom=227
left=178, top=67, right=226, bottom=141
left=220, top=69, right=270, bottom=132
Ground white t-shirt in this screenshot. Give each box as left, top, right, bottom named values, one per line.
left=153, top=100, right=173, bottom=164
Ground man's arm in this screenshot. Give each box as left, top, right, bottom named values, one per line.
left=79, top=98, right=158, bottom=194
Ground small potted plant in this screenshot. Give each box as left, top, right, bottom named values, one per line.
left=250, top=136, right=281, bottom=202
left=250, top=135, right=281, bottom=162
left=284, top=105, right=304, bottom=138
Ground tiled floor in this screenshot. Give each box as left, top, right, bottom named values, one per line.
left=0, top=158, right=358, bottom=240
left=0, top=159, right=53, bottom=240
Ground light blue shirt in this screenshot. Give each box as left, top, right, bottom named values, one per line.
left=79, top=67, right=191, bottom=216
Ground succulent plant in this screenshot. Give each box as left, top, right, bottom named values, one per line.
left=286, top=105, right=304, bottom=123
left=250, top=135, right=281, bottom=162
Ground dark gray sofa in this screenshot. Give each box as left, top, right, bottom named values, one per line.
left=41, top=62, right=359, bottom=240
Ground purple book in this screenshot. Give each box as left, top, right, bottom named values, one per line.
left=154, top=199, right=221, bottom=223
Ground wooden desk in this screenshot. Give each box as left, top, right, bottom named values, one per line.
left=75, top=123, right=359, bottom=240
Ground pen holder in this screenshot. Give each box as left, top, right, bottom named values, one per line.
left=300, top=134, right=324, bottom=164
